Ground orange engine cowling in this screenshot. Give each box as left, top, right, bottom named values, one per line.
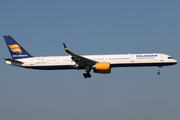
left=93, top=62, right=111, bottom=74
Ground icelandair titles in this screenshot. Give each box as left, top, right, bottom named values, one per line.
left=13, top=54, right=28, bottom=57
left=136, top=54, right=158, bottom=59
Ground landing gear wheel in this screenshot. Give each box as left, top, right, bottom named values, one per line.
left=83, top=73, right=91, bottom=78
left=83, top=73, right=88, bottom=78
left=157, top=72, right=160, bottom=75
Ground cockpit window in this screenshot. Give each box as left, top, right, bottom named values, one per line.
left=168, top=57, right=173, bottom=59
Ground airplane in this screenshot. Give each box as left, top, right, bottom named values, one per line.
left=3, top=35, right=177, bottom=78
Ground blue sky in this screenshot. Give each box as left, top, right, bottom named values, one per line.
left=0, top=0, right=180, bottom=120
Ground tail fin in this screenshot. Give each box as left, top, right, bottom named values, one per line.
left=3, top=35, right=33, bottom=59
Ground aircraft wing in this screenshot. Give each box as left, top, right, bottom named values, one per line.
left=4, top=58, right=24, bottom=64
left=63, top=43, right=98, bottom=67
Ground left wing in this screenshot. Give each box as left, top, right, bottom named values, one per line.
left=63, top=43, right=98, bottom=67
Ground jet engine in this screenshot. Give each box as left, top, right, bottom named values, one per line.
left=93, top=62, right=111, bottom=74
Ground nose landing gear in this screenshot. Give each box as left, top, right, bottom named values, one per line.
left=157, top=66, right=162, bottom=75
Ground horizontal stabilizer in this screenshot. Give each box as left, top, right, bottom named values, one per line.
left=4, top=58, right=24, bottom=64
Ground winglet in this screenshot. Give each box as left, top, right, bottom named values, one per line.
left=63, top=43, right=70, bottom=53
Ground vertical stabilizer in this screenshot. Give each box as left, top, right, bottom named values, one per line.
left=3, top=36, right=33, bottom=59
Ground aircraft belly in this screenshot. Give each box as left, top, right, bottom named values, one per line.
left=24, top=65, right=78, bottom=70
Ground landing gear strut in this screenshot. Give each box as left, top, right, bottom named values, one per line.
left=83, top=65, right=92, bottom=78
left=157, top=66, right=161, bottom=75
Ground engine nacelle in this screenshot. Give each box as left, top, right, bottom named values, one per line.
left=93, top=62, right=111, bottom=74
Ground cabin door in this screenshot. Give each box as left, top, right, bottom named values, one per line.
left=160, top=56, right=164, bottom=61
left=30, top=60, right=34, bottom=65
left=130, top=56, right=134, bottom=62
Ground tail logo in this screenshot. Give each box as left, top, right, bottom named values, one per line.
left=8, top=44, right=22, bottom=53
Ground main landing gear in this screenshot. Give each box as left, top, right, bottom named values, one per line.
left=157, top=66, right=162, bottom=75
left=83, top=72, right=91, bottom=78
left=83, top=65, right=92, bottom=78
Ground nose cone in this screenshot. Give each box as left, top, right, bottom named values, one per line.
left=173, top=59, right=178, bottom=65
left=174, top=59, right=178, bottom=64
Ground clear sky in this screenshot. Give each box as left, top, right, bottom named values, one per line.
left=0, top=0, right=180, bottom=120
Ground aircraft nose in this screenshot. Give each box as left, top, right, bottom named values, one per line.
left=174, top=59, right=178, bottom=64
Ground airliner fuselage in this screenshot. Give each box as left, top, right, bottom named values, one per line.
left=3, top=36, right=177, bottom=78
left=6, top=53, right=177, bottom=70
